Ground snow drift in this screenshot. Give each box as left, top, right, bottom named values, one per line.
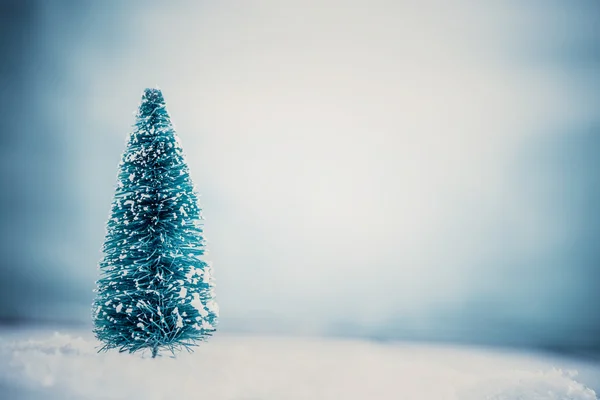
left=0, top=329, right=598, bottom=400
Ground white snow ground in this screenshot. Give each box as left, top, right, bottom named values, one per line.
left=0, top=328, right=598, bottom=400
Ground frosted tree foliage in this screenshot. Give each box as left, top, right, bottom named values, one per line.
left=93, top=88, right=217, bottom=358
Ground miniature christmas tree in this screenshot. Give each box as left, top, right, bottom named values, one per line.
left=93, top=88, right=218, bottom=358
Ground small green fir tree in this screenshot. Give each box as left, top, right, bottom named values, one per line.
left=93, top=88, right=218, bottom=358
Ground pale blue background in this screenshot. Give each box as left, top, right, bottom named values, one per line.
left=1, top=0, right=599, bottom=354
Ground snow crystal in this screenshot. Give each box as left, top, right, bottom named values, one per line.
left=202, top=266, right=212, bottom=284
left=115, top=304, right=123, bottom=313
left=191, top=293, right=208, bottom=317
left=136, top=323, right=144, bottom=330
left=179, top=287, right=187, bottom=299
left=173, top=307, right=184, bottom=328
left=128, top=173, right=135, bottom=182
left=206, top=300, right=219, bottom=316
left=126, top=308, right=133, bottom=315
left=185, top=268, right=198, bottom=281
left=200, top=320, right=213, bottom=330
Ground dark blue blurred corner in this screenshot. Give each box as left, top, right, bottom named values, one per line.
left=0, top=0, right=92, bottom=325
left=498, top=123, right=600, bottom=356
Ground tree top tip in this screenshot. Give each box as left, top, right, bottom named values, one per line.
left=142, top=88, right=165, bottom=104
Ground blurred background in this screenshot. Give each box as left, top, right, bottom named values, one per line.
left=0, top=0, right=598, bottom=355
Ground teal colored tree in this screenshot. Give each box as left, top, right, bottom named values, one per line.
left=93, top=88, right=218, bottom=358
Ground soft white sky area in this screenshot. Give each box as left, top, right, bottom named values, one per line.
left=21, top=1, right=598, bottom=345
